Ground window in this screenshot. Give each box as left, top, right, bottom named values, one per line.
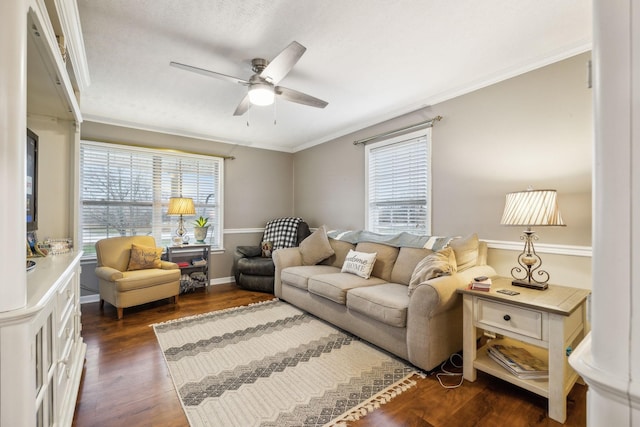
left=79, top=141, right=223, bottom=257
left=365, top=129, right=431, bottom=234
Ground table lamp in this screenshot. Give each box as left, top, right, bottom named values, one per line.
left=167, top=197, right=195, bottom=242
left=500, top=188, right=565, bottom=290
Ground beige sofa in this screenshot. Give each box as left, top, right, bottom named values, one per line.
left=273, top=230, right=496, bottom=371
left=95, top=236, right=181, bottom=319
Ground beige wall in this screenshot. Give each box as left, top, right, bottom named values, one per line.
left=294, top=52, right=593, bottom=288
left=71, top=53, right=593, bottom=295
left=79, top=122, right=295, bottom=293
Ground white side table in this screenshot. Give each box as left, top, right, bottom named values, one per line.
left=458, top=277, right=590, bottom=423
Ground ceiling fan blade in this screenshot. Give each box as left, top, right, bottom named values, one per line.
left=275, top=86, right=328, bottom=109
left=233, top=93, right=252, bottom=116
left=170, top=61, right=249, bottom=85
left=260, top=41, right=306, bottom=84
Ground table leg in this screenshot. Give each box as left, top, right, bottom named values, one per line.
left=462, top=294, right=477, bottom=381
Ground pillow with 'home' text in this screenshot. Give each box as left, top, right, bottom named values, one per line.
left=341, top=249, right=377, bottom=279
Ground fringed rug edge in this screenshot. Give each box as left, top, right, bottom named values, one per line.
left=324, top=372, right=419, bottom=427
left=149, top=297, right=280, bottom=328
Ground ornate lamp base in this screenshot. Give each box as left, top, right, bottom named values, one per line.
left=511, top=279, right=548, bottom=290
left=510, top=228, right=550, bottom=291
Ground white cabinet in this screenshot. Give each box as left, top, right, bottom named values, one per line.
left=1, top=253, right=86, bottom=427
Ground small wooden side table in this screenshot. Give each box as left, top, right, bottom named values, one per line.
left=458, top=277, right=590, bottom=423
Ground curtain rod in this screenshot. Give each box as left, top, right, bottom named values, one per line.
left=353, top=115, right=443, bottom=146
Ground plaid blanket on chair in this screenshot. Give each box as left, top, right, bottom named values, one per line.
left=263, top=217, right=304, bottom=250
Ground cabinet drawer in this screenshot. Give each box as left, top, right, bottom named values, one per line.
left=476, top=298, right=545, bottom=340
left=56, top=271, right=76, bottom=322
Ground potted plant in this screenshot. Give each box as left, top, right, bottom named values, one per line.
left=192, top=216, right=210, bottom=243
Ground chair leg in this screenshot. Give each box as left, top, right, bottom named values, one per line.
left=174, top=294, right=179, bottom=304
left=99, top=299, right=104, bottom=309
left=117, top=307, right=123, bottom=320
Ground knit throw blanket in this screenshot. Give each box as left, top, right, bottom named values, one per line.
left=152, top=299, right=418, bottom=426
left=327, top=229, right=455, bottom=250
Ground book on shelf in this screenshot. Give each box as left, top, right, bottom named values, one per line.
left=487, top=344, right=548, bottom=379
left=191, top=257, right=207, bottom=267
left=469, top=277, right=492, bottom=291
left=176, top=261, right=190, bottom=268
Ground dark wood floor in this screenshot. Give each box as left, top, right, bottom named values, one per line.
left=72, top=284, right=586, bottom=427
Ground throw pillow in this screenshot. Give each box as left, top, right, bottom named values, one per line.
left=448, top=233, right=479, bottom=271
left=408, top=247, right=457, bottom=296
left=127, top=243, right=162, bottom=271
left=261, top=241, right=273, bottom=258
left=341, top=249, right=377, bottom=279
left=299, top=225, right=335, bottom=265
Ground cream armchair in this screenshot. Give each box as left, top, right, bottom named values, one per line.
left=95, top=236, right=181, bottom=319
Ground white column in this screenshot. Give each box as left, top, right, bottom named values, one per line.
left=0, top=0, right=28, bottom=311
left=570, top=0, right=640, bottom=424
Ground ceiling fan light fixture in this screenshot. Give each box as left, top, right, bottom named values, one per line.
left=248, top=82, right=275, bottom=106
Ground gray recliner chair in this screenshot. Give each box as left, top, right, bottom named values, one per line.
left=233, top=217, right=310, bottom=293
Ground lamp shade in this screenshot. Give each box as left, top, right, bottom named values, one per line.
left=167, top=197, right=195, bottom=216
left=500, top=189, right=565, bottom=226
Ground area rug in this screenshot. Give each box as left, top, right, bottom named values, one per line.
left=152, top=299, right=418, bottom=427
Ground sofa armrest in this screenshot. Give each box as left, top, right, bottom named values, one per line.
left=95, top=266, right=123, bottom=281
left=161, top=260, right=180, bottom=270
left=272, top=247, right=303, bottom=297
left=410, top=264, right=497, bottom=315
left=236, top=245, right=262, bottom=258
left=406, top=264, right=497, bottom=370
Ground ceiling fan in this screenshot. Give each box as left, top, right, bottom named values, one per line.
left=170, top=41, right=328, bottom=116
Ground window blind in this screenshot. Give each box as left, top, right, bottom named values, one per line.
left=366, top=130, right=431, bottom=234
left=80, top=141, right=223, bottom=257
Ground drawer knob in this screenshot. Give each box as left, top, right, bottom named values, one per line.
left=503, top=314, right=511, bottom=321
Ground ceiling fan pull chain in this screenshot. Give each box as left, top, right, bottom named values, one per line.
left=273, top=99, right=277, bottom=125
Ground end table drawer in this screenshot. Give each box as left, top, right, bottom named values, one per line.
left=476, top=299, right=544, bottom=340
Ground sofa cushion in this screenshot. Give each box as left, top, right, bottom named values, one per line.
left=115, top=268, right=180, bottom=292
left=408, top=247, right=457, bottom=296
left=347, top=283, right=410, bottom=328
left=449, top=233, right=479, bottom=271
left=308, top=273, right=386, bottom=305
left=341, top=249, right=377, bottom=279
left=390, top=247, right=434, bottom=285
left=299, top=225, right=335, bottom=265
left=281, top=265, right=341, bottom=290
left=354, top=242, right=399, bottom=281
left=126, top=243, right=162, bottom=271
left=321, top=238, right=356, bottom=267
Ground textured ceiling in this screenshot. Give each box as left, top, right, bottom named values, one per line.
left=76, top=0, right=592, bottom=152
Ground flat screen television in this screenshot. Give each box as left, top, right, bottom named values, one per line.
left=26, top=128, right=38, bottom=232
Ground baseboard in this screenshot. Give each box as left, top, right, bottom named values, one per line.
left=80, top=294, right=100, bottom=304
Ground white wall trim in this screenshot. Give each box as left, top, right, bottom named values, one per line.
left=484, top=239, right=592, bottom=257
left=80, top=294, right=100, bottom=304
left=224, top=228, right=264, bottom=234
